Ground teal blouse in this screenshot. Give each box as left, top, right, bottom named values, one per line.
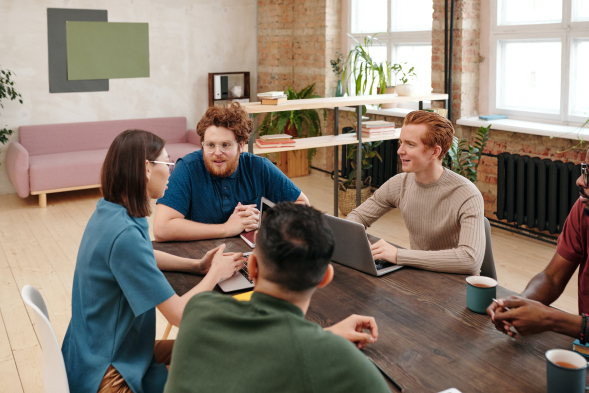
left=62, top=199, right=176, bottom=393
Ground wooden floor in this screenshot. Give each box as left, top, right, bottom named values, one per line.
left=0, top=173, right=578, bottom=392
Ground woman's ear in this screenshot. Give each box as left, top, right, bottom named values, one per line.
left=145, top=160, right=152, bottom=182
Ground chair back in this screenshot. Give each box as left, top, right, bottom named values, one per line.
left=480, top=218, right=498, bottom=280
left=21, top=285, right=70, bottom=393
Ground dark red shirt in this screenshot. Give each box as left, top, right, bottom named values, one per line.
left=556, top=199, right=589, bottom=314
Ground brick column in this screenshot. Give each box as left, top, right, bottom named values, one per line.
left=432, top=0, right=481, bottom=134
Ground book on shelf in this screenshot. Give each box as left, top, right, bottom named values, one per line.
left=255, top=140, right=295, bottom=149
left=259, top=134, right=293, bottom=141
left=261, top=97, right=287, bottom=105
left=240, top=231, right=256, bottom=248
left=257, top=91, right=285, bottom=98
left=361, top=126, right=396, bottom=133
left=255, top=138, right=295, bottom=145
left=362, top=120, right=396, bottom=128
left=572, top=339, right=589, bottom=358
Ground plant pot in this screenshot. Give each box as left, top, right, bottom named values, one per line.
left=335, top=80, right=343, bottom=97
left=395, top=84, right=414, bottom=96
left=379, top=86, right=398, bottom=109
left=338, top=182, right=372, bottom=216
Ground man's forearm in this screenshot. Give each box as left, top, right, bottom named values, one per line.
left=549, top=308, right=582, bottom=338
left=154, top=218, right=229, bottom=242
left=521, top=272, right=563, bottom=306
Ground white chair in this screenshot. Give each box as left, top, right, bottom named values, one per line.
left=21, top=285, right=70, bottom=393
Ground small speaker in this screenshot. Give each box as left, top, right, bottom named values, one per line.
left=221, top=76, right=228, bottom=99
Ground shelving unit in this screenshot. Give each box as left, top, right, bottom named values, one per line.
left=208, top=72, right=250, bottom=107
left=242, top=93, right=448, bottom=216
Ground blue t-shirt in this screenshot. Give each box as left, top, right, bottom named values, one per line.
left=62, top=199, right=176, bottom=393
left=157, top=151, right=301, bottom=223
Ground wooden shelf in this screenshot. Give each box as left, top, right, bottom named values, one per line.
left=253, top=130, right=400, bottom=154
left=208, top=72, right=250, bottom=107
left=242, top=93, right=448, bottom=114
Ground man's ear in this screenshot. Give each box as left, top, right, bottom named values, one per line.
left=248, top=252, right=259, bottom=282
left=239, top=141, right=245, bottom=153
left=317, top=264, right=334, bottom=289
left=432, top=145, right=443, bottom=161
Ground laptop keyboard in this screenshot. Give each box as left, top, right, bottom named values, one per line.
left=239, top=255, right=253, bottom=284
left=374, top=259, right=395, bottom=271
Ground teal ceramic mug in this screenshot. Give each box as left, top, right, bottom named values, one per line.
left=466, top=276, right=497, bottom=314
left=546, top=349, right=587, bottom=393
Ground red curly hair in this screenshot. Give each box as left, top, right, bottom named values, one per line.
left=196, top=102, right=253, bottom=144
left=403, top=110, right=454, bottom=159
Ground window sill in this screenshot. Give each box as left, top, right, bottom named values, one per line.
left=456, top=116, right=589, bottom=141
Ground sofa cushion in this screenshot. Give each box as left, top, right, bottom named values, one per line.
left=29, top=149, right=107, bottom=193
left=166, top=143, right=201, bottom=163
left=29, top=142, right=201, bottom=193
left=20, top=117, right=188, bottom=156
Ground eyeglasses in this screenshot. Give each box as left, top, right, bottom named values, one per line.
left=582, top=163, right=588, bottom=186
left=149, top=160, right=175, bottom=174
left=203, top=140, right=238, bottom=153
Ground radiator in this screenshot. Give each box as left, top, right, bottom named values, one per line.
left=496, top=152, right=582, bottom=234
left=340, top=139, right=398, bottom=188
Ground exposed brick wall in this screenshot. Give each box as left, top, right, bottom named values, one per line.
left=432, top=0, right=480, bottom=128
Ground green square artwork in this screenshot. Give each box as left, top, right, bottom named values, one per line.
left=66, top=22, right=149, bottom=80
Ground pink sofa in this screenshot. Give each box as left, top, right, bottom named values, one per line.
left=6, top=117, right=201, bottom=207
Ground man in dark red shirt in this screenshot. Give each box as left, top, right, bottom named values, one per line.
left=487, top=159, right=589, bottom=339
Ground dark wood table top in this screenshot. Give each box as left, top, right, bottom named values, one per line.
left=153, top=237, right=575, bottom=393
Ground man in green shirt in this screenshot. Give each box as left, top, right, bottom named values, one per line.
left=164, top=203, right=390, bottom=393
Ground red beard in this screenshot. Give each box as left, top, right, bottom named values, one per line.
left=204, top=153, right=240, bottom=178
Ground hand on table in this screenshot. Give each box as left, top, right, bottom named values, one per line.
left=487, top=296, right=553, bottom=337
left=196, top=245, right=246, bottom=275
left=325, top=314, right=378, bottom=350
left=223, top=203, right=260, bottom=237
left=207, top=244, right=247, bottom=282
left=370, top=239, right=398, bottom=264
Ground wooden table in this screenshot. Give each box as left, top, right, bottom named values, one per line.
left=154, top=237, right=573, bottom=392
left=242, top=93, right=448, bottom=214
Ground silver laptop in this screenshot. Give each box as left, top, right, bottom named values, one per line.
left=323, top=214, right=403, bottom=276
left=218, top=197, right=275, bottom=292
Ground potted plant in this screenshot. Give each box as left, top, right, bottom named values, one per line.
left=255, top=83, right=325, bottom=176
left=330, top=52, right=344, bottom=97
left=395, top=63, right=417, bottom=96
left=443, top=125, right=491, bottom=183
left=341, top=34, right=393, bottom=115
left=0, top=66, right=23, bottom=154
left=379, top=61, right=402, bottom=109
left=337, top=127, right=383, bottom=215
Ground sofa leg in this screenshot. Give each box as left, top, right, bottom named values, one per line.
left=39, top=194, right=47, bottom=208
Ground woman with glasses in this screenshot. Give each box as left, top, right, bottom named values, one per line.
left=62, top=129, right=246, bottom=393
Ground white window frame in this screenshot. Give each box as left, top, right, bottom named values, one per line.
left=489, top=0, right=589, bottom=125
left=345, top=0, right=432, bottom=91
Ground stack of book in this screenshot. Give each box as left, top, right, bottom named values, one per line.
left=255, top=134, right=295, bottom=149
left=257, top=91, right=287, bottom=105
left=361, top=120, right=396, bottom=137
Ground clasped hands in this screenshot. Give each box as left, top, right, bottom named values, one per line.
left=225, top=202, right=260, bottom=237
left=487, top=296, right=553, bottom=337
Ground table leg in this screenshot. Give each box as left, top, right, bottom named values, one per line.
left=356, top=105, right=362, bottom=206
left=248, top=114, right=254, bottom=154
left=334, top=107, right=339, bottom=217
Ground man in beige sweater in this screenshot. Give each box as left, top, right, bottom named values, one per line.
left=347, top=110, right=485, bottom=275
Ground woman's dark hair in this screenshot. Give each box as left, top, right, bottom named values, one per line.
left=101, top=129, right=165, bottom=217
left=256, top=203, right=335, bottom=292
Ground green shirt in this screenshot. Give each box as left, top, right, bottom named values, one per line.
left=164, top=292, right=390, bottom=393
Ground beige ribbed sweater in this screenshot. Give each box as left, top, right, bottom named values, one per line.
left=347, top=168, right=485, bottom=275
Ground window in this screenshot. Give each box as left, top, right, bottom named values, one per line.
left=490, top=0, right=589, bottom=123
left=347, top=0, right=433, bottom=107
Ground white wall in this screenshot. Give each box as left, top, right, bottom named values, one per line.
left=0, top=0, right=257, bottom=194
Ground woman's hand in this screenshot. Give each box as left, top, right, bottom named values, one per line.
left=206, top=244, right=247, bottom=282
left=196, top=246, right=244, bottom=275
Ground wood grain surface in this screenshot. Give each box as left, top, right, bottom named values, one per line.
left=153, top=237, right=574, bottom=393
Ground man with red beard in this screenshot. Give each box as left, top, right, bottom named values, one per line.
left=154, top=103, right=309, bottom=241
left=487, top=153, right=589, bottom=340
